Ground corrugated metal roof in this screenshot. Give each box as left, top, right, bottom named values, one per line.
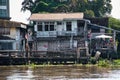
left=0, top=19, right=27, bottom=28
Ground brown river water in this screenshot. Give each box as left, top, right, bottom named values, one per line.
left=0, top=65, right=120, bottom=80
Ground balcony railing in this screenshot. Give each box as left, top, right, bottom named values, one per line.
left=36, top=31, right=57, bottom=37
left=36, top=31, right=79, bottom=37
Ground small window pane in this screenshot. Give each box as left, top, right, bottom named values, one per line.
left=57, top=22, right=62, bottom=25
left=38, top=22, right=42, bottom=25
left=0, top=28, right=10, bottom=35
left=66, top=22, right=72, bottom=31
left=37, top=25, right=42, bottom=31
left=45, top=25, right=49, bottom=31
left=50, top=25, right=54, bottom=31
left=0, top=0, right=7, bottom=5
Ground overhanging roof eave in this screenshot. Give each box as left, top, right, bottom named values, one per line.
left=88, top=23, right=120, bottom=33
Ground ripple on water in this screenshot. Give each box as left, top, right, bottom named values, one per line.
left=1, top=66, right=120, bottom=80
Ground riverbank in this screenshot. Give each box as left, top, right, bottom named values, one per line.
left=0, top=56, right=120, bottom=69
left=5, top=59, right=119, bottom=69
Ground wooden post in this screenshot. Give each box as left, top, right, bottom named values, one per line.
left=113, top=31, right=117, bottom=52
left=77, top=47, right=80, bottom=63
left=70, top=33, right=73, bottom=49
left=84, top=21, right=89, bottom=56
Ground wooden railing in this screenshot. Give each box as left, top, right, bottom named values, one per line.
left=36, top=31, right=78, bottom=37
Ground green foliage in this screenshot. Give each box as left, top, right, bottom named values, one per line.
left=98, top=59, right=110, bottom=67
left=84, top=10, right=95, bottom=18
left=21, top=0, right=112, bottom=17
left=108, top=17, right=120, bottom=54
left=54, top=4, right=69, bottom=13
left=113, top=59, right=120, bottom=65
left=32, top=1, right=49, bottom=13
left=109, top=17, right=120, bottom=31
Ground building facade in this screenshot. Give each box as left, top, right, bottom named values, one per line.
left=29, top=13, right=118, bottom=59
left=29, top=13, right=91, bottom=57
left=0, top=19, right=27, bottom=51
left=0, top=0, right=10, bottom=20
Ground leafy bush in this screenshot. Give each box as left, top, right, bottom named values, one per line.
left=98, top=59, right=109, bottom=67
left=113, top=59, right=120, bottom=65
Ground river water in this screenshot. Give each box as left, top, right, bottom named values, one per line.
left=0, top=65, right=119, bottom=80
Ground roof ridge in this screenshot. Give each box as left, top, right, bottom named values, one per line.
left=32, top=12, right=83, bottom=14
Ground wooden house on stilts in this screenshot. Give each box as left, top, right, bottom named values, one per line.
left=0, top=13, right=119, bottom=65
left=28, top=13, right=118, bottom=63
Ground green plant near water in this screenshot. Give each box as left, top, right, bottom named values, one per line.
left=113, top=59, right=120, bottom=65
left=27, top=62, right=36, bottom=68
left=98, top=59, right=110, bottom=67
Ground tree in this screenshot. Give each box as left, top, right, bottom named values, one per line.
left=54, top=4, right=69, bottom=13
left=88, top=0, right=112, bottom=17
left=32, top=1, right=50, bottom=13
left=84, top=10, right=95, bottom=18
left=21, top=0, right=35, bottom=12
left=108, top=17, right=120, bottom=55
left=109, top=17, right=120, bottom=31
left=21, top=0, right=112, bottom=17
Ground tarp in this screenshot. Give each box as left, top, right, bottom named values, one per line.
left=95, top=34, right=112, bottom=39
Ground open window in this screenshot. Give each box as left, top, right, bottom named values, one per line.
left=66, top=22, right=72, bottom=31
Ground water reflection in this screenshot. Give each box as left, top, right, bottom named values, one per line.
left=7, top=67, right=37, bottom=80
left=0, top=65, right=119, bottom=80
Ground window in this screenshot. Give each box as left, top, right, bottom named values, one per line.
left=37, top=22, right=43, bottom=31
left=0, top=42, right=13, bottom=50
left=50, top=24, right=54, bottom=31
left=66, top=22, right=72, bottom=31
left=38, top=22, right=42, bottom=25
left=0, top=0, right=7, bottom=5
left=50, top=22, right=54, bottom=31
left=45, top=24, right=49, bottom=31
left=57, top=21, right=62, bottom=25
left=37, top=22, right=55, bottom=31
left=0, top=27, right=10, bottom=35
left=44, top=22, right=55, bottom=31
left=0, top=9, right=7, bottom=17
left=37, top=25, right=42, bottom=31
